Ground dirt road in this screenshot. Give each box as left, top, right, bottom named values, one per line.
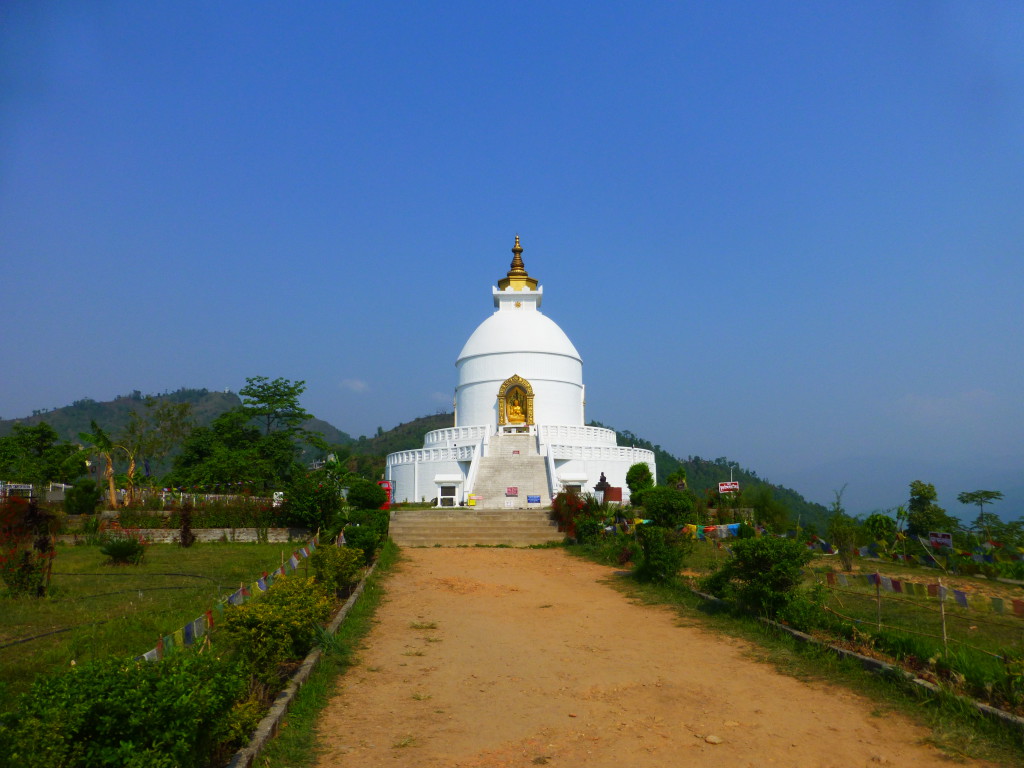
left=314, top=548, right=985, bottom=768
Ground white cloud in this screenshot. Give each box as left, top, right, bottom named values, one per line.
left=340, top=379, right=370, bottom=393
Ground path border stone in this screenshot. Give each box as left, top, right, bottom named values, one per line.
left=225, top=561, right=378, bottom=768
left=690, top=589, right=1024, bottom=736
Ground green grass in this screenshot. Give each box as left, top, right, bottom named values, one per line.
left=566, top=543, right=1024, bottom=766
left=257, top=540, right=399, bottom=768
left=0, top=540, right=306, bottom=705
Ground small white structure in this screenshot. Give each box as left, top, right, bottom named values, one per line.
left=386, top=237, right=655, bottom=506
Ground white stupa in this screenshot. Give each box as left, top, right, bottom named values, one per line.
left=385, top=237, right=655, bottom=507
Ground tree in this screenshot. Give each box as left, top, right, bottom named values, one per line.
left=0, top=422, right=84, bottom=487
left=742, top=485, right=791, bottom=532
left=637, top=486, right=695, bottom=528
left=239, top=376, right=313, bottom=436
left=78, top=421, right=119, bottom=509
left=665, top=466, right=688, bottom=490
left=957, top=490, right=1004, bottom=541
left=346, top=479, right=387, bottom=511
left=626, top=462, right=654, bottom=497
left=116, top=399, right=194, bottom=505
left=906, top=480, right=959, bottom=538
left=862, top=511, right=897, bottom=544
left=826, top=486, right=857, bottom=571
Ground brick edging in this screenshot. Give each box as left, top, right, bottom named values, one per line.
left=688, top=588, right=1024, bottom=734
left=225, top=561, right=379, bottom=768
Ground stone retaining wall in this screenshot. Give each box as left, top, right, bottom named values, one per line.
left=57, top=527, right=309, bottom=545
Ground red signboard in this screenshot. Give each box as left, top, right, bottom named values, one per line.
left=719, top=481, right=740, bottom=494
left=505, top=486, right=519, bottom=497
left=929, top=531, right=953, bottom=549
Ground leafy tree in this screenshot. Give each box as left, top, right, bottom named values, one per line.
left=741, top=484, right=791, bottom=532
left=862, top=511, right=897, bottom=544
left=281, top=470, right=343, bottom=531
left=64, top=478, right=102, bottom=515
left=665, top=466, right=688, bottom=489
left=346, top=478, right=387, bottom=511
left=957, top=490, right=1004, bottom=541
left=116, top=399, right=195, bottom=505
left=625, top=462, right=654, bottom=497
left=0, top=422, right=84, bottom=487
left=169, top=409, right=274, bottom=490
left=906, top=480, right=958, bottom=538
left=239, top=376, right=313, bottom=437
left=826, top=487, right=857, bottom=571
left=78, top=421, right=119, bottom=509
left=637, top=486, right=694, bottom=528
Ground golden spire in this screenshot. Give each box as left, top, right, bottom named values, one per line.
left=497, top=234, right=538, bottom=291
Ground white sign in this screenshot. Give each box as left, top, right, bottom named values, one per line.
left=719, top=481, right=740, bottom=494
left=929, top=531, right=953, bottom=549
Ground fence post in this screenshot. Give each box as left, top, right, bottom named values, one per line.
left=938, top=577, right=948, bottom=654
left=875, top=572, right=881, bottom=630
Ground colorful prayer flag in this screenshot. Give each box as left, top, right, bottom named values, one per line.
left=892, top=579, right=902, bottom=594
left=173, top=628, right=184, bottom=647
left=826, top=571, right=836, bottom=586
left=837, top=573, right=849, bottom=587
left=143, top=648, right=158, bottom=662
left=927, top=584, right=938, bottom=598
left=954, top=590, right=968, bottom=608
left=991, top=597, right=1005, bottom=614
left=1012, top=599, right=1024, bottom=618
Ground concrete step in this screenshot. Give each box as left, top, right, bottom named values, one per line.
left=389, top=506, right=562, bottom=546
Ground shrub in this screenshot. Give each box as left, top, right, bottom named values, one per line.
left=0, top=652, right=247, bottom=768
left=574, top=515, right=604, bottom=545
left=281, top=471, right=343, bottom=530
left=635, top=525, right=690, bottom=583
left=64, top=478, right=102, bottom=516
left=222, top=576, right=333, bottom=684
left=346, top=479, right=387, bottom=511
left=625, top=462, right=654, bottom=496
left=550, top=491, right=586, bottom=534
left=636, top=486, right=694, bottom=528
left=310, top=544, right=364, bottom=594
left=99, top=526, right=148, bottom=565
left=343, top=524, right=380, bottom=565
left=708, top=536, right=812, bottom=617
left=827, top=511, right=857, bottom=571
left=0, top=497, right=58, bottom=596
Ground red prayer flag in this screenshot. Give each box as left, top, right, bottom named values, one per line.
left=206, top=609, right=214, bottom=629
left=825, top=571, right=836, bottom=586
left=927, top=584, right=938, bottom=598
left=1013, top=599, right=1024, bottom=618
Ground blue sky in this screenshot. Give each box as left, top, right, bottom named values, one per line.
left=2, top=2, right=1022, bottom=518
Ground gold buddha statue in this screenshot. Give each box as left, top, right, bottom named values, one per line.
left=507, top=391, right=525, bottom=422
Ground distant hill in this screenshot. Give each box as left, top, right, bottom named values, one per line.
left=348, top=413, right=453, bottom=455
left=592, top=421, right=831, bottom=532
left=0, top=388, right=354, bottom=463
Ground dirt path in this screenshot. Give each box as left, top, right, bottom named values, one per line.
left=314, top=548, right=990, bottom=768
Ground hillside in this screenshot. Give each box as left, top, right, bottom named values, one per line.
left=593, top=421, right=830, bottom=532
left=349, top=413, right=453, bottom=455
left=0, top=388, right=354, bottom=459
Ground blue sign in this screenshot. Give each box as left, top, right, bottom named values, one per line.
left=527, top=495, right=541, bottom=504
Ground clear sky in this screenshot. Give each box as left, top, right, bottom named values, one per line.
left=2, top=2, right=1022, bottom=518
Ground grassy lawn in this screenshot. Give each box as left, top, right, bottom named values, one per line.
left=0, top=540, right=313, bottom=706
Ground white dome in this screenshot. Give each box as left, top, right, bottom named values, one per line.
left=457, top=308, right=581, bottom=364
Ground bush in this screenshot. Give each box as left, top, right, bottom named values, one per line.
left=310, top=544, right=364, bottom=594
left=222, top=576, right=333, bottom=684
left=708, top=536, right=812, bottom=617
left=99, top=526, right=148, bottom=565
left=625, top=463, right=654, bottom=498
left=64, top=478, right=101, bottom=516
left=346, top=479, right=387, bottom=511
left=0, top=652, right=247, bottom=768
left=635, top=525, right=690, bottom=583
left=574, top=515, right=604, bottom=545
left=343, top=524, right=380, bottom=565
left=636, top=486, right=694, bottom=528
left=281, top=471, right=343, bottom=530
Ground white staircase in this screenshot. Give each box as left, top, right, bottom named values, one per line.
left=389, top=508, right=561, bottom=547
left=470, top=433, right=550, bottom=508
left=389, top=433, right=560, bottom=546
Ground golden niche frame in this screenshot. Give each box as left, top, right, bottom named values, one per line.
left=497, top=374, right=535, bottom=426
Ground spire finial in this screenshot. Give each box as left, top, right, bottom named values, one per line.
left=508, top=234, right=527, bottom=277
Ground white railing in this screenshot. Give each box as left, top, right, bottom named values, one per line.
left=547, top=444, right=656, bottom=462
left=387, top=445, right=478, bottom=465
left=423, top=425, right=490, bottom=446
left=537, top=424, right=617, bottom=447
